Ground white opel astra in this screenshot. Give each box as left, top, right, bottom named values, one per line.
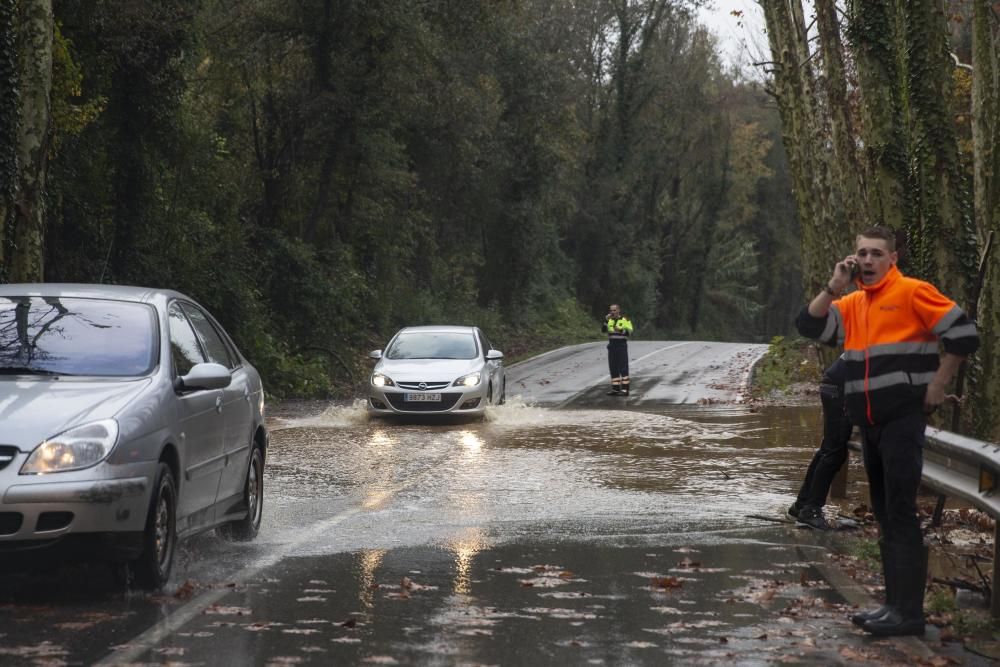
left=367, top=326, right=505, bottom=416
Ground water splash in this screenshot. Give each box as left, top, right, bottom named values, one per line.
left=272, top=399, right=370, bottom=430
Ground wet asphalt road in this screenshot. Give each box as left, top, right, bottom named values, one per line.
left=0, top=341, right=974, bottom=665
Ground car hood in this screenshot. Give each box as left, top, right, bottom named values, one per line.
left=0, top=378, right=153, bottom=450
left=376, top=359, right=481, bottom=382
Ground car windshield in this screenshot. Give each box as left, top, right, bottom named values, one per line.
left=0, top=296, right=157, bottom=376
left=386, top=332, right=478, bottom=360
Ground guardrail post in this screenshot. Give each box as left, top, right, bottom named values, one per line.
left=931, top=495, right=947, bottom=527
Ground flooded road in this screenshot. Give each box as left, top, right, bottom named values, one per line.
left=0, top=342, right=964, bottom=665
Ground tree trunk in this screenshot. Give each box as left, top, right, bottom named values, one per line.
left=844, top=0, right=908, bottom=235
left=760, top=0, right=840, bottom=299
left=10, top=0, right=52, bottom=283
left=814, top=0, right=867, bottom=227
left=900, top=0, right=977, bottom=300
left=0, top=0, right=18, bottom=279
left=971, top=0, right=1000, bottom=439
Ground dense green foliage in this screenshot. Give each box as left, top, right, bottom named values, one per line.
left=5, top=0, right=801, bottom=396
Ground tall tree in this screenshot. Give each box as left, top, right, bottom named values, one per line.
left=6, top=0, right=52, bottom=282
left=971, top=0, right=1000, bottom=437
left=0, top=0, right=18, bottom=278
left=761, top=0, right=849, bottom=301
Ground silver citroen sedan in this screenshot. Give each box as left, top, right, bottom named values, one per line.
left=367, top=325, right=505, bottom=416
left=0, top=284, right=267, bottom=589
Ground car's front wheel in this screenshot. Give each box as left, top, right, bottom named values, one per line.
left=129, top=462, right=176, bottom=590
left=219, top=445, right=264, bottom=541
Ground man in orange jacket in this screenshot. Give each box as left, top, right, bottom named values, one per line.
left=796, top=226, right=978, bottom=637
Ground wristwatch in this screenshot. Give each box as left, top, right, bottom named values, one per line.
left=824, top=284, right=839, bottom=297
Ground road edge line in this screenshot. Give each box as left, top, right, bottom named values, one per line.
left=93, top=488, right=408, bottom=666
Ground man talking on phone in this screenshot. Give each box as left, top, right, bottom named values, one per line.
left=796, top=227, right=978, bottom=637
left=602, top=304, right=633, bottom=396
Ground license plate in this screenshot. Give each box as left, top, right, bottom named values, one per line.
left=405, top=392, right=441, bottom=402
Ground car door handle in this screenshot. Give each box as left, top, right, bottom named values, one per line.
left=216, top=396, right=223, bottom=413
left=244, top=387, right=251, bottom=402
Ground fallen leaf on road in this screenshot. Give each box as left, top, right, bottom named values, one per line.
left=174, top=580, right=196, bottom=599
left=205, top=605, right=252, bottom=616
left=650, top=576, right=683, bottom=590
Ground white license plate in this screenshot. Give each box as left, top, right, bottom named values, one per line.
left=405, top=392, right=441, bottom=402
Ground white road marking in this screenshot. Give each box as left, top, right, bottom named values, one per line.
left=94, top=481, right=416, bottom=666
left=556, top=342, right=693, bottom=408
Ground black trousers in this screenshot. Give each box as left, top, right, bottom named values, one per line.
left=607, top=341, right=629, bottom=379
left=796, top=385, right=852, bottom=509
left=861, top=412, right=926, bottom=547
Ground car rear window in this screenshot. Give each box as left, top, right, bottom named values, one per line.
left=386, top=332, right=478, bottom=360
left=0, top=297, right=157, bottom=377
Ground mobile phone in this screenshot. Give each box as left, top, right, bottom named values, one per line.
left=849, top=261, right=860, bottom=280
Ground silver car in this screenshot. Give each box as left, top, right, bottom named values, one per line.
left=367, top=326, right=505, bottom=416
left=0, top=284, right=267, bottom=588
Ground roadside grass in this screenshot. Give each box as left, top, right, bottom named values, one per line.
left=926, top=584, right=1000, bottom=643
left=847, top=535, right=882, bottom=569
left=750, top=335, right=822, bottom=397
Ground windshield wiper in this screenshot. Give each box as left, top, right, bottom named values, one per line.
left=0, top=366, right=64, bottom=376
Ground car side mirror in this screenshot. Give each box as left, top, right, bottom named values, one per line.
left=486, top=350, right=504, bottom=361
left=368, top=350, right=382, bottom=360
left=176, top=362, right=232, bottom=391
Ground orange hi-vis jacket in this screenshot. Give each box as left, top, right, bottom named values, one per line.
left=796, top=265, right=979, bottom=426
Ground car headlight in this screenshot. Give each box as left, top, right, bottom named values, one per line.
left=372, top=373, right=395, bottom=387
left=21, top=419, right=120, bottom=475
left=453, top=371, right=481, bottom=387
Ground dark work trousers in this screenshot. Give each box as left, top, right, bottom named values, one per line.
left=795, top=384, right=852, bottom=509
left=860, top=412, right=926, bottom=547
left=607, top=340, right=629, bottom=379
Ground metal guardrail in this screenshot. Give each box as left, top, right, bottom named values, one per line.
left=845, top=427, right=1000, bottom=617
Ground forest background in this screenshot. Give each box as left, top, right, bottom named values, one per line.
left=1, top=1, right=998, bottom=440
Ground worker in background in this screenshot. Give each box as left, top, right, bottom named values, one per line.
left=602, top=304, right=633, bottom=396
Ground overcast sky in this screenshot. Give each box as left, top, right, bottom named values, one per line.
left=695, top=0, right=769, bottom=72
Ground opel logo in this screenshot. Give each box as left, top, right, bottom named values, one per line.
left=419, top=382, right=427, bottom=390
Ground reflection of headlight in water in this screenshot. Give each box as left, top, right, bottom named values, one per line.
left=368, top=428, right=395, bottom=450
left=356, top=549, right=386, bottom=609
left=362, top=487, right=393, bottom=510
left=460, top=431, right=482, bottom=451
left=449, top=532, right=487, bottom=595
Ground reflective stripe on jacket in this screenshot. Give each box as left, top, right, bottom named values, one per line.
left=796, top=265, right=978, bottom=425
left=602, top=316, right=633, bottom=341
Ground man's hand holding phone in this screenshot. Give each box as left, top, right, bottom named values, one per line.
left=827, top=255, right=858, bottom=296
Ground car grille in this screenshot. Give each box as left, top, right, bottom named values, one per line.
left=386, top=393, right=462, bottom=412
left=396, top=382, right=451, bottom=391
left=0, top=445, right=17, bottom=471
left=0, top=512, right=24, bottom=536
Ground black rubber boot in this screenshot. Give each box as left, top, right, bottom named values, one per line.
left=863, top=543, right=926, bottom=637
left=850, top=539, right=892, bottom=626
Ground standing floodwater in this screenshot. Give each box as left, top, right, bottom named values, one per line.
left=256, top=398, right=863, bottom=555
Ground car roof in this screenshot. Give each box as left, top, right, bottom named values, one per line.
left=396, top=325, right=478, bottom=335
left=0, top=283, right=192, bottom=304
